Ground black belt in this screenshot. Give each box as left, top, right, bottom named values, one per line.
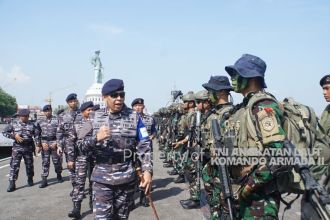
left=41, top=137, right=56, bottom=141
left=96, top=155, right=131, bottom=164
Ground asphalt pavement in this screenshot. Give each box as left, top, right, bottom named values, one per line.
left=0, top=141, right=301, bottom=220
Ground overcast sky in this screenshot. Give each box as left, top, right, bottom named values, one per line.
left=0, top=0, right=329, bottom=114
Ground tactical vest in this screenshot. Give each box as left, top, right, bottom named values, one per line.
left=92, top=108, right=138, bottom=157
left=202, top=104, right=233, bottom=150
left=223, top=91, right=284, bottom=179
left=39, top=116, right=58, bottom=139
left=90, top=107, right=142, bottom=185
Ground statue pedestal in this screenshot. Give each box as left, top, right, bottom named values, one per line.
left=84, top=83, right=105, bottom=108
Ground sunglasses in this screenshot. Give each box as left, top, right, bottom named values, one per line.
left=109, top=91, right=125, bottom=99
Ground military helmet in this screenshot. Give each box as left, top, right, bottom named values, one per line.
left=194, top=90, right=209, bottom=101
left=225, top=54, right=267, bottom=88
left=182, top=91, right=195, bottom=102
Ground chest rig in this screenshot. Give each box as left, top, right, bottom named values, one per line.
left=201, top=105, right=233, bottom=150
left=92, top=108, right=138, bottom=157
left=223, top=92, right=281, bottom=179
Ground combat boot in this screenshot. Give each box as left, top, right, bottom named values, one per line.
left=7, top=181, right=16, bottom=192
left=139, top=190, right=149, bottom=207
left=167, top=169, right=178, bottom=175
left=68, top=201, right=81, bottom=218
left=27, top=177, right=34, bottom=186
left=163, top=163, right=173, bottom=168
left=181, top=200, right=200, bottom=209
left=174, top=174, right=185, bottom=183
left=57, top=174, right=63, bottom=183
left=39, top=177, right=48, bottom=188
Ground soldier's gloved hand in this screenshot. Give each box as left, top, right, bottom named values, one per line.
left=67, top=161, right=75, bottom=170
left=57, top=147, right=63, bottom=156
left=140, top=171, right=152, bottom=194
left=96, top=126, right=111, bottom=142
left=15, top=134, right=23, bottom=143
left=42, top=143, right=49, bottom=151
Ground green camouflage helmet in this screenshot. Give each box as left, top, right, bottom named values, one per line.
left=182, top=91, right=195, bottom=102
left=194, top=90, right=209, bottom=101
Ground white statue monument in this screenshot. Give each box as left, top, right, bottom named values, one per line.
left=91, top=50, right=103, bottom=84
left=84, top=50, right=106, bottom=108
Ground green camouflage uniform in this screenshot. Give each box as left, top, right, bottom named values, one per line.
left=223, top=91, right=286, bottom=220
left=201, top=104, right=233, bottom=220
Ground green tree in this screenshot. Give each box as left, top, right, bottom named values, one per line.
left=0, top=87, right=17, bottom=119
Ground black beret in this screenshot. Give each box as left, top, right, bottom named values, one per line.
left=320, top=75, right=330, bottom=86
left=18, top=109, right=30, bottom=116
left=42, top=105, right=52, bottom=112
left=131, top=98, right=144, bottom=107
left=80, top=101, right=94, bottom=112
left=57, top=109, right=65, bottom=116
left=66, top=93, right=77, bottom=102
left=102, top=79, right=124, bottom=96
left=92, top=104, right=100, bottom=111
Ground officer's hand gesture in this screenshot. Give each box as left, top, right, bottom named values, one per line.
left=57, top=146, right=63, bottom=156
left=15, top=134, right=23, bottom=143
left=96, top=126, right=111, bottom=142
left=140, top=171, right=152, bottom=194
left=42, top=143, right=49, bottom=151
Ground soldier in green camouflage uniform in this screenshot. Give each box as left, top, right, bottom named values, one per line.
left=171, top=92, right=195, bottom=185
left=301, top=74, right=330, bottom=220
left=200, top=76, right=234, bottom=218
left=222, top=54, right=287, bottom=219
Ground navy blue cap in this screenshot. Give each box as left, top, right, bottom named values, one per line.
left=42, top=105, right=52, bottom=112
left=80, top=101, right=94, bottom=112
left=131, top=98, right=144, bottom=107
left=57, top=109, right=65, bottom=116
left=202, top=76, right=233, bottom=91
left=92, top=104, right=100, bottom=111
left=66, top=93, right=77, bottom=102
left=225, top=54, right=267, bottom=88
left=18, top=109, right=30, bottom=116
left=320, top=75, right=330, bottom=86
left=102, top=79, right=124, bottom=96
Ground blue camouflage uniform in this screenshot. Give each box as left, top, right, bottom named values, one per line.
left=69, top=79, right=152, bottom=220
left=3, top=109, right=41, bottom=190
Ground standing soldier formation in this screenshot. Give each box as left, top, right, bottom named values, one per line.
left=3, top=55, right=330, bottom=220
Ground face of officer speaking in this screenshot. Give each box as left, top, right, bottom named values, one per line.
left=133, top=104, right=144, bottom=114
left=103, top=90, right=125, bottom=113
left=43, top=109, right=52, bottom=118
left=323, top=84, right=330, bottom=102
left=82, top=107, right=93, bottom=118
left=183, top=101, right=189, bottom=110
left=19, top=116, right=29, bottom=123
left=67, top=99, right=78, bottom=110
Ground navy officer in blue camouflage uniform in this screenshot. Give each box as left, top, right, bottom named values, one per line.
left=131, top=98, right=157, bottom=207
left=3, top=109, right=41, bottom=192
left=67, top=101, right=95, bottom=218
left=68, top=79, right=152, bottom=220
left=37, top=104, right=63, bottom=188
left=56, top=93, right=79, bottom=194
